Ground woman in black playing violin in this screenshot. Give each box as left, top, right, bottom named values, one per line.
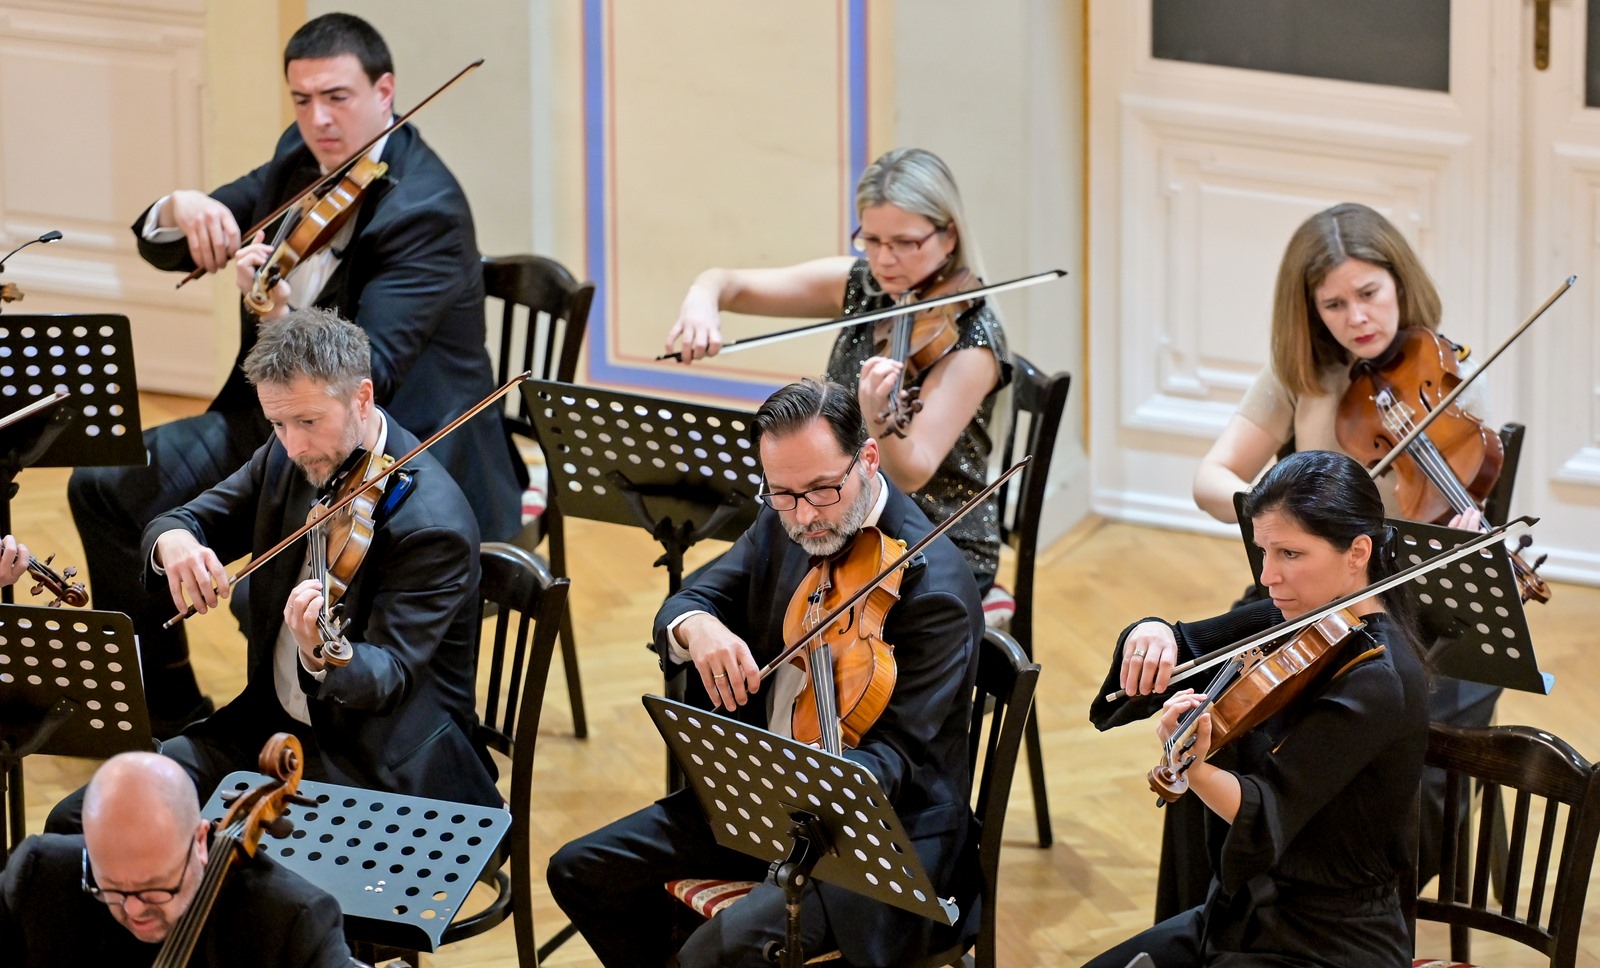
left=665, top=148, right=1011, bottom=592
left=1085, top=450, right=1429, bottom=968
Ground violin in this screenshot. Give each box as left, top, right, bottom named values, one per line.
left=153, top=733, right=314, bottom=967
left=1336, top=327, right=1549, bottom=603
left=303, top=449, right=403, bottom=667
left=783, top=527, right=904, bottom=753
left=243, top=155, right=388, bottom=316
left=872, top=266, right=981, bottom=436
left=163, top=369, right=534, bottom=629
left=1148, top=608, right=1375, bottom=804
left=175, top=59, right=484, bottom=291
left=25, top=551, right=88, bottom=607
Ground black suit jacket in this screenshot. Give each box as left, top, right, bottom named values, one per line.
left=141, top=413, right=500, bottom=807
left=0, top=833, right=350, bottom=967
left=653, top=482, right=984, bottom=965
left=131, top=122, right=520, bottom=541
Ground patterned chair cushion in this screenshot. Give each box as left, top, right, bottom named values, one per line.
left=666, top=878, right=758, bottom=919
left=983, top=583, right=1016, bottom=629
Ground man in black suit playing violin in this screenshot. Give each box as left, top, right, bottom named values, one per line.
left=549, top=379, right=985, bottom=968
left=2, top=751, right=350, bottom=966
left=67, top=12, right=519, bottom=735
left=47, top=308, right=499, bottom=835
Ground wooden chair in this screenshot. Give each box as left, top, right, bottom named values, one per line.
left=665, top=627, right=1041, bottom=968
left=993, top=353, right=1071, bottom=848
left=483, top=253, right=593, bottom=738
left=1410, top=722, right=1600, bottom=968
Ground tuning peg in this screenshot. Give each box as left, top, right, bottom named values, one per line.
left=287, top=793, right=319, bottom=808
left=265, top=816, right=295, bottom=838
left=40, top=553, right=55, bottom=566
left=1534, top=553, right=1548, bottom=570
left=61, top=565, right=77, bottom=579
left=1516, top=534, right=1534, bottom=551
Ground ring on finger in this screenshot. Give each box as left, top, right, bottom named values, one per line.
left=712, top=672, right=727, bottom=680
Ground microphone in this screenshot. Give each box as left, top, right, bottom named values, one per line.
left=0, top=230, right=63, bottom=274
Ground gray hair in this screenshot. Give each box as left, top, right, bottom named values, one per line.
left=242, top=307, right=372, bottom=397
left=854, top=147, right=987, bottom=280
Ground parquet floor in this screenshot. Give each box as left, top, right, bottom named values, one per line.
left=15, top=393, right=1600, bottom=967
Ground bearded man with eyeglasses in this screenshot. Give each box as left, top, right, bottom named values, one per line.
left=0, top=751, right=349, bottom=966
left=548, top=379, right=985, bottom=968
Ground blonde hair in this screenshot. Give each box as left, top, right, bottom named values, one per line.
left=854, top=147, right=987, bottom=281
left=1271, top=203, right=1441, bottom=396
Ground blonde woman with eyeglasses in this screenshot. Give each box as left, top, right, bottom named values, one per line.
left=665, top=147, right=1011, bottom=593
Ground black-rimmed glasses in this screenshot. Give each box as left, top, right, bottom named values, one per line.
left=82, top=844, right=194, bottom=906
left=757, top=449, right=862, bottom=511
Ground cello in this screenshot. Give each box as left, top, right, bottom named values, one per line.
left=152, top=733, right=314, bottom=967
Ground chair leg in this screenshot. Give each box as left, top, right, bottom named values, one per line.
left=537, top=922, right=581, bottom=963
left=1024, top=707, right=1053, bottom=848
left=558, top=605, right=588, bottom=739
left=548, top=516, right=588, bottom=739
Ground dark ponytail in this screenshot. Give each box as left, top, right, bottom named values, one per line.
left=1242, top=451, right=1425, bottom=670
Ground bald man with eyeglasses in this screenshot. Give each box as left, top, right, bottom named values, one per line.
left=0, top=751, right=351, bottom=966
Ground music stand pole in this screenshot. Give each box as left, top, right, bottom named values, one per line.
left=523, top=381, right=763, bottom=788
left=0, top=603, right=149, bottom=861
left=643, top=696, right=959, bottom=966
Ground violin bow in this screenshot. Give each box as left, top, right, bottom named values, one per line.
left=174, top=58, right=485, bottom=290
left=657, top=269, right=1067, bottom=361
left=1368, top=276, right=1574, bottom=478
left=756, top=456, right=1030, bottom=679
left=1102, top=515, right=1537, bottom=703
left=162, top=369, right=532, bottom=628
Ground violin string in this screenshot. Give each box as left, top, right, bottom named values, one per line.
left=1378, top=393, right=1481, bottom=518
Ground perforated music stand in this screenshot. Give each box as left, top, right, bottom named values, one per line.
left=644, top=695, right=958, bottom=968
left=201, top=772, right=512, bottom=953
left=0, top=603, right=147, bottom=861
left=1236, top=508, right=1549, bottom=693
left=521, top=380, right=762, bottom=591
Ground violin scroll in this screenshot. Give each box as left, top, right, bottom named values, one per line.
left=27, top=553, right=88, bottom=608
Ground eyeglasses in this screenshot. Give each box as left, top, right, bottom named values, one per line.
left=83, top=843, right=194, bottom=906
left=850, top=226, right=945, bottom=258
left=757, top=449, right=862, bottom=511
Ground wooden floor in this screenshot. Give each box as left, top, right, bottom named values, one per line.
left=15, top=393, right=1600, bottom=967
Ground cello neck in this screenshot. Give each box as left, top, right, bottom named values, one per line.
left=151, top=824, right=241, bottom=968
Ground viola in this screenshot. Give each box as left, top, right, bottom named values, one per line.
left=783, top=527, right=904, bottom=753
left=243, top=155, right=388, bottom=316
left=1336, top=327, right=1549, bottom=603
left=153, top=733, right=314, bottom=967
left=871, top=266, right=982, bottom=436
left=755, top=458, right=1030, bottom=754
left=1148, top=609, right=1374, bottom=804
left=303, top=449, right=404, bottom=667
left=25, top=551, right=88, bottom=607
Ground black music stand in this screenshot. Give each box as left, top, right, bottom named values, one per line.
left=0, top=315, right=145, bottom=851
left=1236, top=510, right=1549, bottom=693
left=644, top=695, right=958, bottom=968
left=523, top=381, right=763, bottom=788
left=0, top=603, right=147, bottom=860
left=201, top=772, right=512, bottom=953
left=520, top=380, right=761, bottom=593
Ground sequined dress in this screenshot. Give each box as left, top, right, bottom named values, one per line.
left=825, top=259, right=1012, bottom=588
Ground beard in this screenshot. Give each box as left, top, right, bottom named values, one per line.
left=296, top=405, right=366, bottom=488
left=786, top=469, right=875, bottom=557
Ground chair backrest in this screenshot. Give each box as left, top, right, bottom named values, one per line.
left=1481, top=422, right=1526, bottom=527
left=995, top=354, right=1072, bottom=649
left=466, top=541, right=570, bottom=964
left=482, top=254, right=594, bottom=440
left=475, top=541, right=570, bottom=773
left=965, top=627, right=1042, bottom=968
left=1415, top=722, right=1600, bottom=967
